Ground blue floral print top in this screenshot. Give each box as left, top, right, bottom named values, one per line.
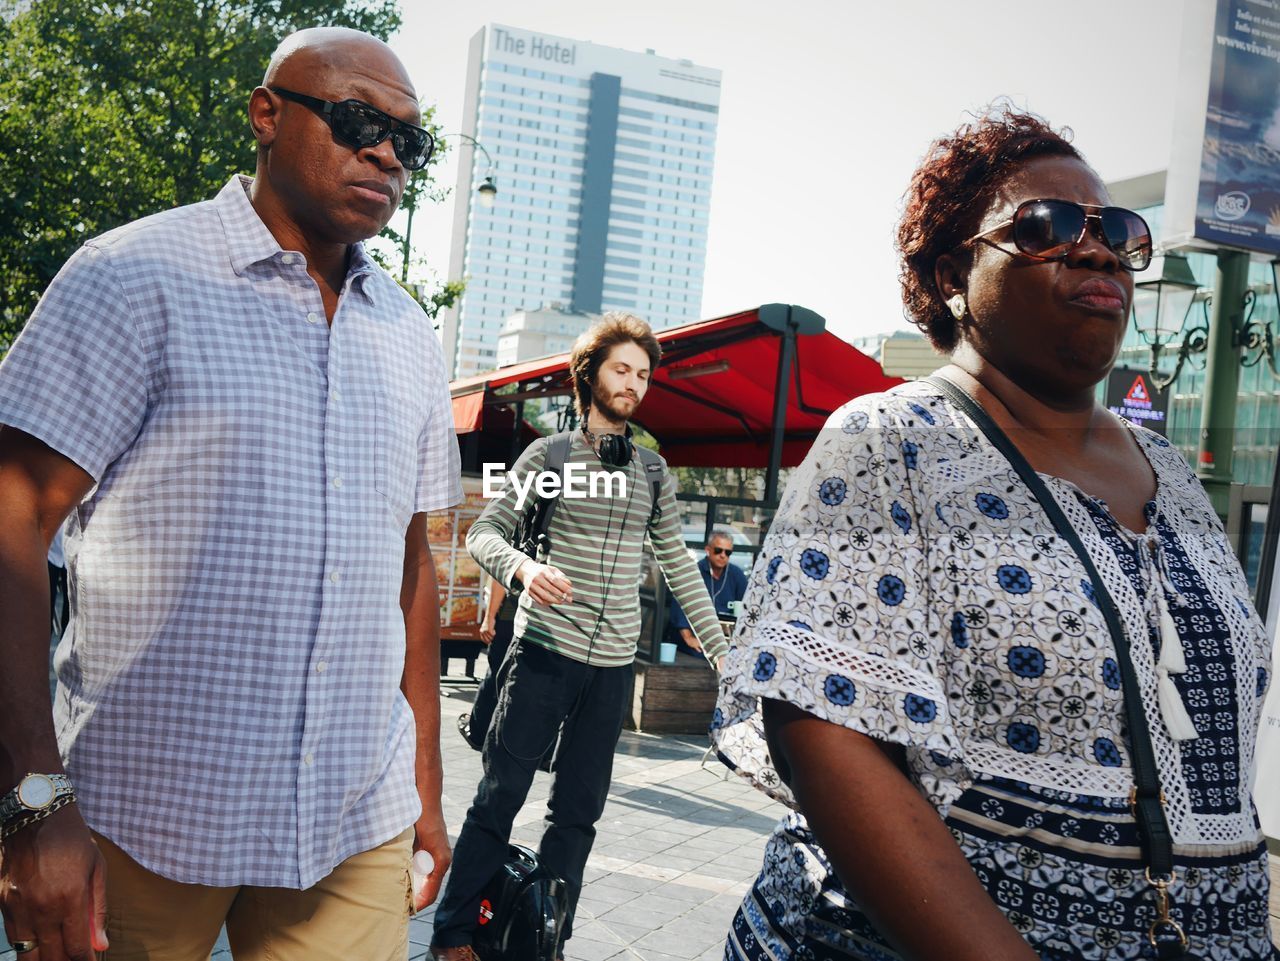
left=712, top=382, right=1275, bottom=961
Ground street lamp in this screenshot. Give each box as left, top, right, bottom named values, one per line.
left=399, top=132, right=498, bottom=283
left=1137, top=248, right=1280, bottom=518
left=1130, top=252, right=1280, bottom=390
left=1238, top=259, right=1280, bottom=379
left=1131, top=252, right=1207, bottom=391
left=443, top=132, right=499, bottom=208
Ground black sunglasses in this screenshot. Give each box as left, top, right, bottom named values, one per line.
left=710, top=546, right=734, bottom=556
left=269, top=86, right=434, bottom=170
left=966, top=199, right=1152, bottom=272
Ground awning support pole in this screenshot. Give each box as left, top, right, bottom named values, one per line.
left=765, top=307, right=796, bottom=504
left=509, top=399, right=524, bottom=465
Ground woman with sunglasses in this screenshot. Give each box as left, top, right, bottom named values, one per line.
left=712, top=107, right=1275, bottom=961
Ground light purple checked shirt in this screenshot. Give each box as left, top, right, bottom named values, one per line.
left=0, top=176, right=462, bottom=888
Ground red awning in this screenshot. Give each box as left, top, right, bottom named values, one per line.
left=450, top=306, right=904, bottom=469
left=451, top=390, right=486, bottom=433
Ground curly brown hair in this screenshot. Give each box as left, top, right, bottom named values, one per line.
left=896, top=105, right=1084, bottom=352
left=569, top=312, right=662, bottom=420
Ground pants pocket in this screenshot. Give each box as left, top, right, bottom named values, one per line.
left=494, top=641, right=570, bottom=761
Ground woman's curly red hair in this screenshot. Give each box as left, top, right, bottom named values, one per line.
left=896, top=105, right=1084, bottom=352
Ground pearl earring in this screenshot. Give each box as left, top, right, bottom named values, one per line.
left=948, top=294, right=967, bottom=320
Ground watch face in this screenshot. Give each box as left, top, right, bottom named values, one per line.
left=17, top=775, right=56, bottom=810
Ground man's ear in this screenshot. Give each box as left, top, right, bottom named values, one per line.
left=248, top=86, right=281, bottom=148
left=934, top=252, right=967, bottom=304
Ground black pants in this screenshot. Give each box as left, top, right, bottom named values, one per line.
left=469, top=618, right=515, bottom=740
left=433, top=640, right=633, bottom=951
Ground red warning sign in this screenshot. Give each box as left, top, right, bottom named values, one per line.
left=1104, top=367, right=1169, bottom=436
left=1124, top=375, right=1151, bottom=406
left=478, top=898, right=493, bottom=925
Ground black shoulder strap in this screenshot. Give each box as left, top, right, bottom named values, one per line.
left=528, top=430, right=574, bottom=547
left=927, top=375, right=1175, bottom=880
left=633, top=445, right=666, bottom=528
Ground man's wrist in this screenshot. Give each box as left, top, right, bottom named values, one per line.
left=0, top=773, right=78, bottom=840
left=512, top=558, right=534, bottom=587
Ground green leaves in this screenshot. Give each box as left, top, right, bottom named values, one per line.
left=0, top=0, right=464, bottom=349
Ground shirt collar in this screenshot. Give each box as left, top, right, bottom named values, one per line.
left=216, top=175, right=378, bottom=305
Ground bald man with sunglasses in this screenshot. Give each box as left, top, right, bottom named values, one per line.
left=0, top=28, right=459, bottom=961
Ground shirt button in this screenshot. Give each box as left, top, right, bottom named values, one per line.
left=281, top=253, right=297, bottom=266
left=332, top=476, right=343, bottom=489
left=304, top=752, right=314, bottom=766
left=329, top=570, right=341, bottom=584
left=306, top=312, right=320, bottom=325
left=330, top=389, right=340, bottom=402
left=316, top=660, right=328, bottom=674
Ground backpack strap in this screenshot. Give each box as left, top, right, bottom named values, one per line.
left=633, top=445, right=666, bottom=529
left=524, top=430, right=574, bottom=555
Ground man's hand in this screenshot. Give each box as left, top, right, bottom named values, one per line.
left=410, top=808, right=451, bottom=912
left=515, top=561, right=574, bottom=608
left=0, top=429, right=102, bottom=960
left=679, top=628, right=701, bottom=653
left=0, top=806, right=109, bottom=961
left=478, top=616, right=496, bottom=645
left=399, top=513, right=449, bottom=914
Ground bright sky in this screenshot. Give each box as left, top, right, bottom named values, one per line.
left=388, top=1, right=1184, bottom=344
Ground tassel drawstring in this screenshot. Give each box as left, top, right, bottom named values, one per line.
left=1139, top=534, right=1199, bottom=742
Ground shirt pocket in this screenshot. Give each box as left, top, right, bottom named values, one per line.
left=374, top=387, right=423, bottom=527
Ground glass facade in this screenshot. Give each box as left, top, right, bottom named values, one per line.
left=443, top=26, right=720, bottom=379
left=1110, top=201, right=1280, bottom=486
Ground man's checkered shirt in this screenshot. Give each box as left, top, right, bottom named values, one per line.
left=0, top=176, right=462, bottom=888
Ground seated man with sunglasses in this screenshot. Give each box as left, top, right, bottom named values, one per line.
left=0, top=27, right=459, bottom=961
left=667, top=527, right=748, bottom=657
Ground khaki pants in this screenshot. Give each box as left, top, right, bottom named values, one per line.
left=95, top=828, right=414, bottom=961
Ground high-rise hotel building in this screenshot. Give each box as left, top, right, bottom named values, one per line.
left=441, top=24, right=721, bottom=378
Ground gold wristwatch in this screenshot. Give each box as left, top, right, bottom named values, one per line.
left=0, top=773, right=76, bottom=838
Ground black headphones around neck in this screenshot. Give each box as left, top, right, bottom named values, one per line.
left=586, top=427, right=633, bottom=468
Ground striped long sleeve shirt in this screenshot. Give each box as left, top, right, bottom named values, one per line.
left=467, top=431, right=728, bottom=667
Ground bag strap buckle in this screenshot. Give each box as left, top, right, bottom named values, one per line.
left=1144, top=868, right=1189, bottom=952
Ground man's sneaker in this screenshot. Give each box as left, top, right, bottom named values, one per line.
left=428, top=946, right=477, bottom=961
left=457, top=712, right=483, bottom=751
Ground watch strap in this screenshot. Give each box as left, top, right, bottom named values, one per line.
left=0, top=793, right=77, bottom=841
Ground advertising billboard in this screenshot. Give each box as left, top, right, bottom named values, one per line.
left=1165, top=0, right=1280, bottom=256
left=427, top=477, right=488, bottom=627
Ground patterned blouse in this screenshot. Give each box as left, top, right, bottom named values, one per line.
left=712, top=382, right=1275, bottom=961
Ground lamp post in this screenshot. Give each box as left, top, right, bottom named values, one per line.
left=446, top=132, right=498, bottom=208
left=1132, top=252, right=1205, bottom=391
left=399, top=132, right=498, bottom=283
left=1132, top=250, right=1280, bottom=516
left=1197, top=250, right=1251, bottom=514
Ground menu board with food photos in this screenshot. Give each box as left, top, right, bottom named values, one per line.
left=428, top=477, right=489, bottom=627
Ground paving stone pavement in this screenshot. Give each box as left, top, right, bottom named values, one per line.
left=2, top=673, right=784, bottom=961
left=7, top=671, right=1277, bottom=959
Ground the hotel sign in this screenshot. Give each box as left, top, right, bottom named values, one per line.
left=1165, top=0, right=1280, bottom=256
left=1105, top=368, right=1170, bottom=436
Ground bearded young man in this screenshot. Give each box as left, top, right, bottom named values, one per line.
left=0, top=28, right=458, bottom=961
left=431, top=314, right=727, bottom=961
